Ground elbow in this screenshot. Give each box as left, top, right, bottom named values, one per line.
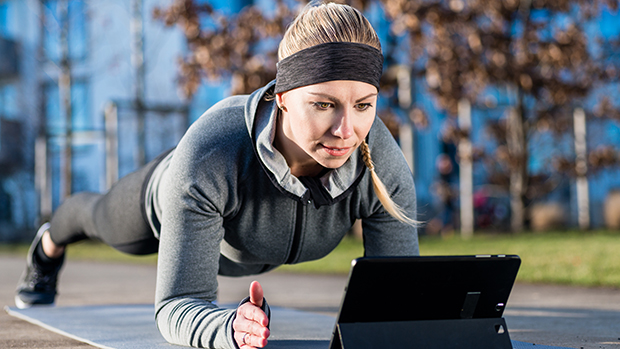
left=155, top=305, right=183, bottom=346
left=155, top=299, right=194, bottom=347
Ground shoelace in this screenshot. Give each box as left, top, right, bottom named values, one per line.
left=28, top=268, right=57, bottom=291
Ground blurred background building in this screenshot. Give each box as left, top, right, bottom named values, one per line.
left=0, top=0, right=619, bottom=241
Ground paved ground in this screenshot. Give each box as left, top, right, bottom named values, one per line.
left=2, top=254, right=620, bottom=348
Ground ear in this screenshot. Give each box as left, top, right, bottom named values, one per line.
left=275, top=93, right=287, bottom=112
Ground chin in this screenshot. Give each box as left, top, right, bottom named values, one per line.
left=319, top=158, right=349, bottom=170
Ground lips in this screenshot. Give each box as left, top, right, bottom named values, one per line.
left=322, top=145, right=351, bottom=157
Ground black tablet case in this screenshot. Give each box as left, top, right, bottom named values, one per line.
left=329, top=255, right=521, bottom=349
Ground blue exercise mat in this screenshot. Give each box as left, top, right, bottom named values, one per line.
left=5, top=304, right=575, bottom=349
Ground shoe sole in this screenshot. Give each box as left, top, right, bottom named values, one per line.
left=14, top=295, right=56, bottom=309
left=14, top=295, right=29, bottom=309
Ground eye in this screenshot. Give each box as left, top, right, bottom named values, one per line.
left=355, top=103, right=372, bottom=111
left=313, top=102, right=334, bottom=110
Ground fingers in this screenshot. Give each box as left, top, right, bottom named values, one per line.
left=233, top=303, right=269, bottom=332
left=234, top=330, right=268, bottom=348
left=234, top=303, right=270, bottom=348
left=249, top=280, right=264, bottom=308
left=236, top=302, right=270, bottom=331
left=233, top=281, right=270, bottom=348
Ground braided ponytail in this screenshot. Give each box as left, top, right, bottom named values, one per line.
left=360, top=141, right=418, bottom=226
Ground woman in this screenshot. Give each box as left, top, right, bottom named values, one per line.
left=16, top=2, right=419, bottom=348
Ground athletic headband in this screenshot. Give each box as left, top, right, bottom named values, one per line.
left=274, top=42, right=384, bottom=94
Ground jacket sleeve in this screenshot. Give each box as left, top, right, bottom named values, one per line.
left=154, top=120, right=241, bottom=349
left=361, top=118, right=420, bottom=257
left=154, top=178, right=240, bottom=348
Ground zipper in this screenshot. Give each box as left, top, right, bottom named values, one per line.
left=285, top=200, right=307, bottom=264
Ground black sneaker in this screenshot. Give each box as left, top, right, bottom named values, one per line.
left=15, top=223, right=65, bottom=309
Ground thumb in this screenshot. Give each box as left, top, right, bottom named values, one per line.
left=249, top=281, right=264, bottom=308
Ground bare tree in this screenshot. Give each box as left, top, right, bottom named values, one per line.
left=153, top=0, right=296, bottom=96
left=380, top=0, right=620, bottom=232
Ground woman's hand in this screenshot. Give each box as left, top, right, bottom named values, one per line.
left=233, top=281, right=270, bottom=348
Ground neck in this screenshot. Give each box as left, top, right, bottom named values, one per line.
left=289, top=163, right=325, bottom=178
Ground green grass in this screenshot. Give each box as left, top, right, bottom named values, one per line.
left=3, top=230, right=620, bottom=287
left=0, top=241, right=159, bottom=265
left=276, top=231, right=620, bottom=288
left=420, top=231, right=620, bottom=287
left=277, top=236, right=365, bottom=274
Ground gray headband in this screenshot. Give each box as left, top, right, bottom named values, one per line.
left=274, top=42, right=384, bottom=94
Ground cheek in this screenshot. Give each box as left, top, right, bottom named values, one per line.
left=296, top=112, right=331, bottom=139
left=355, top=117, right=375, bottom=139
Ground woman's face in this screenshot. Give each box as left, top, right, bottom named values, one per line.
left=275, top=80, right=377, bottom=177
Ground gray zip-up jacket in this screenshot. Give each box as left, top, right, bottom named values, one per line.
left=147, top=81, right=419, bottom=348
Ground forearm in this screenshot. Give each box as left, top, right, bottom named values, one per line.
left=156, top=297, right=238, bottom=349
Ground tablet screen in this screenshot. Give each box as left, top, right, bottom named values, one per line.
left=335, top=255, right=521, bottom=324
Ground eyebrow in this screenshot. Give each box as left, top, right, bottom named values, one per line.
left=307, top=92, right=378, bottom=104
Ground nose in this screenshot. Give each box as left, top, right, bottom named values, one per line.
left=332, top=109, right=354, bottom=139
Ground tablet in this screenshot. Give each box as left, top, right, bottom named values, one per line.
left=334, top=255, right=521, bottom=324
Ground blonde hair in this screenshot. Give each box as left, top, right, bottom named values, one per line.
left=279, top=2, right=417, bottom=225
left=278, top=2, right=381, bottom=60
left=359, top=141, right=418, bottom=226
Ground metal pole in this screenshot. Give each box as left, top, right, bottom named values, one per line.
left=458, top=98, right=474, bottom=238
left=131, top=0, right=146, bottom=166
left=36, top=0, right=51, bottom=224
left=574, top=107, right=590, bottom=230
left=58, top=0, right=72, bottom=200
left=507, top=104, right=526, bottom=233
left=105, top=102, right=119, bottom=189
left=397, top=66, right=414, bottom=174
left=35, top=134, right=51, bottom=222
left=399, top=123, right=414, bottom=174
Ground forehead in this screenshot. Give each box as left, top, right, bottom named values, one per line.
left=292, top=80, right=378, bottom=99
